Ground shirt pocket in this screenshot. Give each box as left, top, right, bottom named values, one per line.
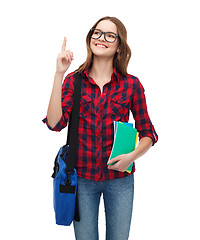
left=110, top=95, right=130, bottom=116
left=80, top=94, right=92, bottom=118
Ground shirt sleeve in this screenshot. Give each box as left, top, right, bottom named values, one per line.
left=42, top=73, right=74, bottom=132
left=130, top=78, right=158, bottom=145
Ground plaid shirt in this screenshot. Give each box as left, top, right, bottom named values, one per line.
left=43, top=68, right=158, bottom=181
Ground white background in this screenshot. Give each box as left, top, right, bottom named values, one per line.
left=1, top=0, right=200, bottom=239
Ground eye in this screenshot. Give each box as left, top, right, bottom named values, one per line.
left=94, top=30, right=100, bottom=35
left=108, top=34, right=115, bottom=38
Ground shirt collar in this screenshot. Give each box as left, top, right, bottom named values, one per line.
left=83, top=67, right=120, bottom=82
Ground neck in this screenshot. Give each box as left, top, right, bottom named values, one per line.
left=89, top=56, right=114, bottom=80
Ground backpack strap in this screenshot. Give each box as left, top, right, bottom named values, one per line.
left=66, top=72, right=82, bottom=171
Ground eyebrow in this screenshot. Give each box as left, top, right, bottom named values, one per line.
left=95, top=28, right=118, bottom=34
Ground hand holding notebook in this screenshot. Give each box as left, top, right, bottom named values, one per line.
left=107, top=121, right=138, bottom=173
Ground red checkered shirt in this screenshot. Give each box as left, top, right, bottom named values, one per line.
left=43, top=68, right=158, bottom=181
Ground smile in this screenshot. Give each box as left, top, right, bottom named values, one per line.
left=95, top=43, right=108, bottom=48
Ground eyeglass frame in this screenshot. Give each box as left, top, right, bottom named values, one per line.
left=90, top=28, right=119, bottom=43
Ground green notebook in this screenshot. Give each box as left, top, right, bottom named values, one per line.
left=108, top=121, right=138, bottom=173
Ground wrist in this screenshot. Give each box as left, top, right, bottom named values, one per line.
left=54, top=72, right=65, bottom=83
left=128, top=150, right=137, bottom=162
left=55, top=71, right=65, bottom=77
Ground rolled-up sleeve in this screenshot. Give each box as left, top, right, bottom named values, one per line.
left=42, top=73, right=74, bottom=132
left=130, top=78, right=158, bottom=145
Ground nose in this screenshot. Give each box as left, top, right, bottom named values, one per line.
left=99, top=33, right=106, bottom=41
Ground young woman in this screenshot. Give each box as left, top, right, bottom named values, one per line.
left=43, top=16, right=158, bottom=240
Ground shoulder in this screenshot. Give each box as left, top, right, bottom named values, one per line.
left=121, top=73, right=144, bottom=91
left=65, top=71, right=76, bottom=80
left=125, top=73, right=139, bottom=82
left=62, top=72, right=74, bottom=92
left=62, top=71, right=76, bottom=90
left=63, top=70, right=85, bottom=92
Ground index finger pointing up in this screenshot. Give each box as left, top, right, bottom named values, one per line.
left=61, top=36, right=67, bottom=52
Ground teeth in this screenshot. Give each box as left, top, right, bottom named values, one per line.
left=96, top=44, right=106, bottom=48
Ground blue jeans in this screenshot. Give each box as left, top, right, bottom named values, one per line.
left=73, top=174, right=134, bottom=240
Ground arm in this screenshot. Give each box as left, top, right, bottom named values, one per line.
left=107, top=137, right=153, bottom=172
left=45, top=37, right=74, bottom=129
left=46, top=72, right=64, bottom=128
left=129, top=136, right=153, bottom=161
left=107, top=78, right=158, bottom=172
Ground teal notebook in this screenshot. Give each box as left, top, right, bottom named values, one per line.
left=108, top=121, right=138, bottom=173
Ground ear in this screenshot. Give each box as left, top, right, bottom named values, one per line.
left=117, top=47, right=120, bottom=53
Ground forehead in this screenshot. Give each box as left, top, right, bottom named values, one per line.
left=95, top=20, right=117, bottom=33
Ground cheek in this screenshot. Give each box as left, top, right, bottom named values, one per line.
left=90, top=39, right=96, bottom=52
left=113, top=41, right=119, bottom=51
left=89, top=40, right=92, bottom=49
left=90, top=39, right=94, bottom=46
left=110, top=43, right=119, bottom=54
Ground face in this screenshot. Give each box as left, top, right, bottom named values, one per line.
left=90, top=20, right=120, bottom=59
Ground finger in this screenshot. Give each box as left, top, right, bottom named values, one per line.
left=108, top=163, right=118, bottom=171
left=68, top=51, right=74, bottom=62
left=58, top=51, right=71, bottom=61
left=66, top=51, right=73, bottom=60
left=57, top=51, right=68, bottom=61
left=61, top=36, right=67, bottom=52
left=65, top=52, right=73, bottom=63
left=70, top=51, right=74, bottom=60
left=107, top=164, right=113, bottom=170
left=107, top=158, right=118, bottom=164
left=63, top=49, right=74, bottom=61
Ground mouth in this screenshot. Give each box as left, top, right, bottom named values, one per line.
left=95, top=43, right=108, bottom=48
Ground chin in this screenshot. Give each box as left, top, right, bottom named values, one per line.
left=91, top=48, right=114, bottom=58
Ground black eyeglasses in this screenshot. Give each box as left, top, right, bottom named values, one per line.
left=90, top=28, right=119, bottom=43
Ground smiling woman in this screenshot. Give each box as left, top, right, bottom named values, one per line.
left=43, top=15, right=158, bottom=240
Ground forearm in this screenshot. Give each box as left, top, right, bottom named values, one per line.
left=129, top=137, right=153, bottom=162
left=46, top=72, right=64, bottom=128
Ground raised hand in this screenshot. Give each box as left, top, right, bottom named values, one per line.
left=56, top=37, right=74, bottom=74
